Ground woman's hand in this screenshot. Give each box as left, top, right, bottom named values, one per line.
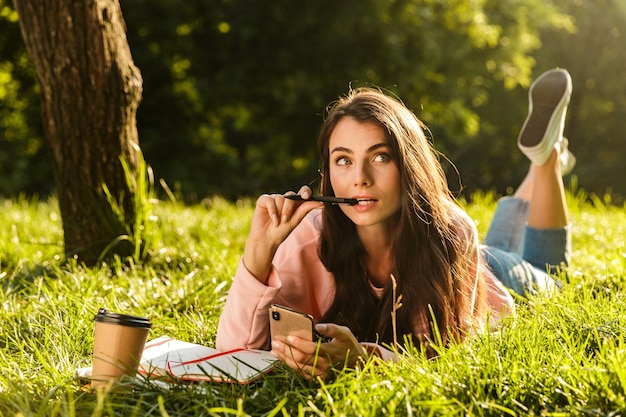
left=270, top=323, right=367, bottom=380
left=243, top=186, right=322, bottom=284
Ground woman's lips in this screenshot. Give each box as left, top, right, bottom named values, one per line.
left=356, top=198, right=377, bottom=205
left=351, top=196, right=378, bottom=210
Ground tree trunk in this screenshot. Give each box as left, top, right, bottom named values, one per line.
left=13, top=0, right=143, bottom=265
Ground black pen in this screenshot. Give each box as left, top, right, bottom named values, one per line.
left=283, top=194, right=359, bottom=206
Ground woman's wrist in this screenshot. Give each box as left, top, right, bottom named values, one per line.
left=242, top=240, right=278, bottom=284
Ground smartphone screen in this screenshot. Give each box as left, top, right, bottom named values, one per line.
left=269, top=304, right=314, bottom=342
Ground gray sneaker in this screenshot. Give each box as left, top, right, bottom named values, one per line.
left=559, top=137, right=576, bottom=176
left=518, top=68, right=572, bottom=166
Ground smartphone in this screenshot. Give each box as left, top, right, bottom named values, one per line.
left=269, top=304, right=315, bottom=342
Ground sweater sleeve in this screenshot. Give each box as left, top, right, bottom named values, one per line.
left=483, top=265, right=515, bottom=325
left=450, top=202, right=514, bottom=329
left=361, top=342, right=398, bottom=362
left=215, top=258, right=282, bottom=351
left=216, top=210, right=335, bottom=351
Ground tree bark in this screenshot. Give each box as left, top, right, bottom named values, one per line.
left=13, top=0, right=143, bottom=265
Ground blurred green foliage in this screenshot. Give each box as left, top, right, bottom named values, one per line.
left=1, top=0, right=624, bottom=201
left=536, top=0, right=626, bottom=201
left=0, top=3, right=45, bottom=195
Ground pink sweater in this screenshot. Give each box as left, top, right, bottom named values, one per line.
left=216, top=208, right=514, bottom=359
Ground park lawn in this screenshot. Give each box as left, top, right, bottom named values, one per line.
left=0, top=188, right=625, bottom=416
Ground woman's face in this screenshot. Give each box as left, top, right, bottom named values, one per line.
left=328, top=116, right=402, bottom=232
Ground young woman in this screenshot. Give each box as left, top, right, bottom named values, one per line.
left=216, top=68, right=573, bottom=378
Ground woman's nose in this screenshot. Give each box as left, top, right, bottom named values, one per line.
left=354, top=162, right=371, bottom=186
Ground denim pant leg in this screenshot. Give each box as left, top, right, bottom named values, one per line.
left=482, top=197, right=569, bottom=296
left=480, top=245, right=536, bottom=296
left=524, top=224, right=571, bottom=273
left=484, top=196, right=529, bottom=255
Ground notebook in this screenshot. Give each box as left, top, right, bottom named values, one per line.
left=139, top=336, right=278, bottom=384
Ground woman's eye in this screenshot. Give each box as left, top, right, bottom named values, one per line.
left=374, top=153, right=391, bottom=162
left=335, top=156, right=351, bottom=166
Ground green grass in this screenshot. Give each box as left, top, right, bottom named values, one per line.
left=1, top=188, right=625, bottom=416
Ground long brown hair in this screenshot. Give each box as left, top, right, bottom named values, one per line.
left=317, top=88, right=486, bottom=350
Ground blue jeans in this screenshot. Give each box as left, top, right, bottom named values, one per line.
left=481, top=197, right=571, bottom=296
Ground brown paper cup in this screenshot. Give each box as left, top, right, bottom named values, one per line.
left=91, top=308, right=151, bottom=389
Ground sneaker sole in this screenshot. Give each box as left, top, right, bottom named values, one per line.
left=518, top=71, right=570, bottom=148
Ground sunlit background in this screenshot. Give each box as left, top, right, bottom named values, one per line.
left=1, top=0, right=624, bottom=202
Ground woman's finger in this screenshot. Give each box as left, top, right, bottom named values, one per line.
left=313, top=324, right=366, bottom=367
left=272, top=337, right=317, bottom=361
left=255, top=194, right=282, bottom=226
left=297, top=186, right=313, bottom=199
left=272, top=338, right=332, bottom=374
left=277, top=192, right=297, bottom=224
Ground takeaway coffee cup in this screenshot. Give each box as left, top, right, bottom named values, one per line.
left=91, top=308, right=152, bottom=388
